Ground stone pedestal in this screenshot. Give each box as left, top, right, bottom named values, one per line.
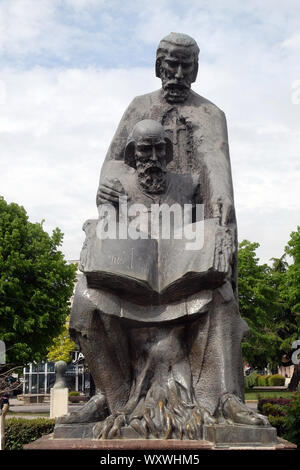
left=24, top=434, right=297, bottom=451
left=54, top=422, right=94, bottom=438
left=50, top=388, right=68, bottom=419
left=53, top=421, right=283, bottom=449
left=203, top=424, right=278, bottom=448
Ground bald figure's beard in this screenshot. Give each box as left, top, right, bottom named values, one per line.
left=136, top=162, right=167, bottom=194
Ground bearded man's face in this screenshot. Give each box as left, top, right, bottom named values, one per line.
left=159, top=45, right=195, bottom=103
left=135, top=138, right=167, bottom=194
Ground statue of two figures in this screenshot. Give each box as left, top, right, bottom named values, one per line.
left=56, top=33, right=276, bottom=445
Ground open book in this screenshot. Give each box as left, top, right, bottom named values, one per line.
left=79, top=218, right=232, bottom=304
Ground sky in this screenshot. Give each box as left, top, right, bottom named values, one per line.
left=0, top=0, right=299, bottom=265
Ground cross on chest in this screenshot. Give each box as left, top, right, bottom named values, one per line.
left=164, top=115, right=186, bottom=146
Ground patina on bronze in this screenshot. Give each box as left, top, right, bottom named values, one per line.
left=56, top=33, right=277, bottom=445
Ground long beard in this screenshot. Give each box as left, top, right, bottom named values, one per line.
left=161, top=74, right=191, bottom=103
left=137, top=164, right=167, bottom=194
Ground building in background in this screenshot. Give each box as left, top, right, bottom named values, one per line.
left=22, top=359, right=90, bottom=395
left=22, top=261, right=93, bottom=396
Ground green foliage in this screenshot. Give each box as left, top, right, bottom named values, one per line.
left=47, top=320, right=76, bottom=363
left=5, top=418, right=55, bottom=450
left=268, top=228, right=300, bottom=361
left=238, top=229, right=300, bottom=371
left=268, top=374, right=285, bottom=386
left=238, top=240, right=282, bottom=369
left=260, top=402, right=287, bottom=437
left=258, top=395, right=300, bottom=443
left=268, top=416, right=286, bottom=436
left=257, top=397, right=293, bottom=412
left=261, top=403, right=286, bottom=417
left=245, top=391, right=294, bottom=400
left=285, top=227, right=300, bottom=315
left=0, top=197, right=77, bottom=365
left=244, top=370, right=258, bottom=391
left=283, top=394, right=300, bottom=446
left=255, top=374, right=285, bottom=386
left=69, top=391, right=80, bottom=396
left=256, top=375, right=271, bottom=386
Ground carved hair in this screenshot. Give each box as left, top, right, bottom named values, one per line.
left=155, top=32, right=199, bottom=83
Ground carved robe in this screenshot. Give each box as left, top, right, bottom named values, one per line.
left=70, top=88, right=248, bottom=417
left=99, top=89, right=235, bottom=234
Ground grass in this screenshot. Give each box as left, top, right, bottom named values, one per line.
left=245, top=390, right=296, bottom=400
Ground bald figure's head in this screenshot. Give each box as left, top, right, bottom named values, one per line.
left=128, top=119, right=166, bottom=144
left=125, top=120, right=173, bottom=194
left=156, top=33, right=199, bottom=103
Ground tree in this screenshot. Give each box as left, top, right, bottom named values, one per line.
left=238, top=240, right=282, bottom=370
left=238, top=229, right=300, bottom=385
left=282, top=227, right=300, bottom=390
left=0, top=196, right=77, bottom=366
left=284, top=226, right=300, bottom=316
left=267, top=257, right=297, bottom=361
left=47, top=319, right=76, bottom=364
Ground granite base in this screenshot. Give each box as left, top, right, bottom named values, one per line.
left=203, top=424, right=278, bottom=448
left=53, top=421, right=279, bottom=448
left=24, top=434, right=296, bottom=451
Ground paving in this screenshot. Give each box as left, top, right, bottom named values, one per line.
left=6, top=397, right=83, bottom=419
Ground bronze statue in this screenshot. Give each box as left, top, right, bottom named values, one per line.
left=56, top=33, right=276, bottom=444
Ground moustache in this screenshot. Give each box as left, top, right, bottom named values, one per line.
left=137, top=163, right=166, bottom=174
left=164, top=80, right=190, bottom=90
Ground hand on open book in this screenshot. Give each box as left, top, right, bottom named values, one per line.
left=96, top=178, right=128, bottom=207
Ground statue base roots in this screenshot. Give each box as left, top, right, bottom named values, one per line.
left=56, top=317, right=271, bottom=441
left=91, top=323, right=215, bottom=439
left=93, top=382, right=214, bottom=440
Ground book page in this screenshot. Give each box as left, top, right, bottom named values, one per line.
left=158, top=219, right=228, bottom=300
left=80, top=220, right=158, bottom=294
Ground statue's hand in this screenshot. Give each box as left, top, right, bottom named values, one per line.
left=96, top=178, right=128, bottom=207
left=212, top=197, right=235, bottom=226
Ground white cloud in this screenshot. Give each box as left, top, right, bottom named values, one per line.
left=282, top=34, right=300, bottom=50
left=0, top=66, right=158, bottom=259
left=0, top=0, right=55, bottom=54
left=63, top=0, right=105, bottom=9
